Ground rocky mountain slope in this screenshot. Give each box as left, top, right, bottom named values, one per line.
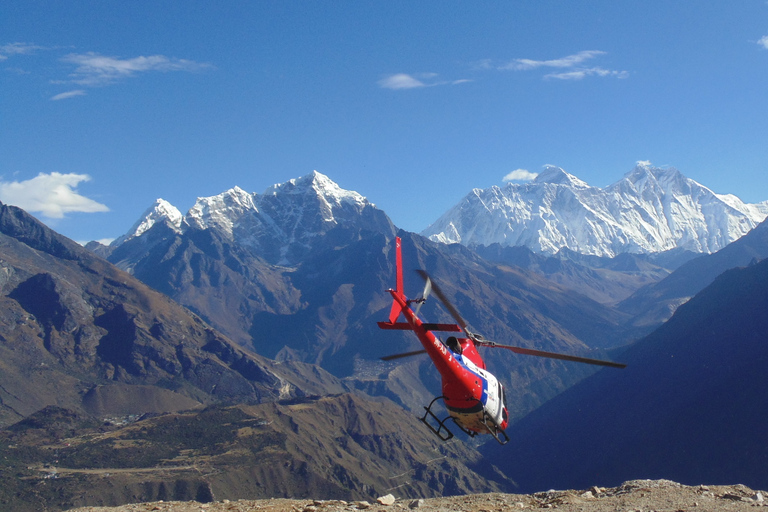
left=471, top=243, right=695, bottom=306
left=0, top=200, right=346, bottom=427
left=422, top=163, right=768, bottom=257
left=480, top=255, right=768, bottom=492
left=619, top=216, right=768, bottom=325
left=1, top=394, right=511, bottom=511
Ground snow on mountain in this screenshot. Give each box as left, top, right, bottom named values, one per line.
left=112, top=171, right=387, bottom=265
left=422, top=163, right=768, bottom=257
left=257, top=170, right=370, bottom=239
left=111, top=198, right=183, bottom=246
left=185, top=185, right=257, bottom=236
left=264, top=171, right=367, bottom=208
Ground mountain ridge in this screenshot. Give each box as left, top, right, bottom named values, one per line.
left=96, top=169, right=768, bottom=427
left=111, top=170, right=390, bottom=267
left=422, top=164, right=768, bottom=257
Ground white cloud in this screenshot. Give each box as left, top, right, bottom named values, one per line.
left=61, top=52, right=212, bottom=86
left=0, top=172, right=109, bottom=218
left=501, top=50, right=606, bottom=71
left=545, top=67, right=629, bottom=80
left=499, top=50, right=627, bottom=81
left=503, top=169, right=539, bottom=182
left=759, top=35, right=768, bottom=49
left=378, top=73, right=428, bottom=89
left=378, top=72, right=469, bottom=90
left=50, top=89, right=86, bottom=101
left=0, top=42, right=45, bottom=60
left=636, top=160, right=653, bottom=167
left=473, top=59, right=494, bottom=70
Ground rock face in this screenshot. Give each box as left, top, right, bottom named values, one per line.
left=0, top=200, right=346, bottom=427
left=422, top=164, right=768, bottom=257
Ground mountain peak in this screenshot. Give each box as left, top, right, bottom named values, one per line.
left=267, top=171, right=367, bottom=205
left=185, top=186, right=258, bottom=234
left=261, top=171, right=370, bottom=220
left=614, top=165, right=701, bottom=200
left=266, top=170, right=328, bottom=194
left=624, top=163, right=682, bottom=182
left=200, top=186, right=255, bottom=205
left=533, top=166, right=589, bottom=188
left=111, top=199, right=182, bottom=247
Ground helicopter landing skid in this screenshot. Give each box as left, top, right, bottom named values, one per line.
left=420, top=396, right=509, bottom=445
left=420, top=396, right=457, bottom=441
left=421, top=396, right=509, bottom=445
left=481, top=414, right=510, bottom=445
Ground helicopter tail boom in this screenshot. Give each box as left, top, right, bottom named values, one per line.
left=384, top=236, right=407, bottom=323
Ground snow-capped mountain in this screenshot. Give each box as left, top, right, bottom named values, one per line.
left=112, top=198, right=183, bottom=247
left=112, top=171, right=392, bottom=265
left=422, top=164, right=768, bottom=257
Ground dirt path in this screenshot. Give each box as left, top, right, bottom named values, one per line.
left=68, top=479, right=766, bottom=512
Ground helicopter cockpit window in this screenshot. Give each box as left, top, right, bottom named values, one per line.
left=446, top=336, right=462, bottom=354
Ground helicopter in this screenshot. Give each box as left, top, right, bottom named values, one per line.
left=378, top=237, right=626, bottom=445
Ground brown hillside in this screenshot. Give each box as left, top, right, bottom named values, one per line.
left=1, top=394, right=510, bottom=510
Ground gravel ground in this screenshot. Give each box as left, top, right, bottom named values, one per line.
left=68, top=479, right=767, bottom=512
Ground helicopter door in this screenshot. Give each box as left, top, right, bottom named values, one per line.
left=480, top=369, right=504, bottom=426
left=459, top=355, right=504, bottom=428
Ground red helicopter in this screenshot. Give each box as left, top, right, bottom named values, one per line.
left=378, top=237, right=626, bottom=445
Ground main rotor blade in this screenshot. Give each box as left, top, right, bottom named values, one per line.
left=414, top=275, right=432, bottom=317
left=413, top=270, right=625, bottom=369
left=416, top=270, right=469, bottom=331
left=380, top=349, right=428, bottom=361
left=488, top=343, right=626, bottom=369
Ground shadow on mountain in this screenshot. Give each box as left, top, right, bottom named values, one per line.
left=480, top=256, right=768, bottom=492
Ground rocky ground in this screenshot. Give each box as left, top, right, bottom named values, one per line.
left=69, top=480, right=766, bottom=512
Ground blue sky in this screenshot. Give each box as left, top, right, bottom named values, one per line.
left=2, top=1, right=768, bottom=244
